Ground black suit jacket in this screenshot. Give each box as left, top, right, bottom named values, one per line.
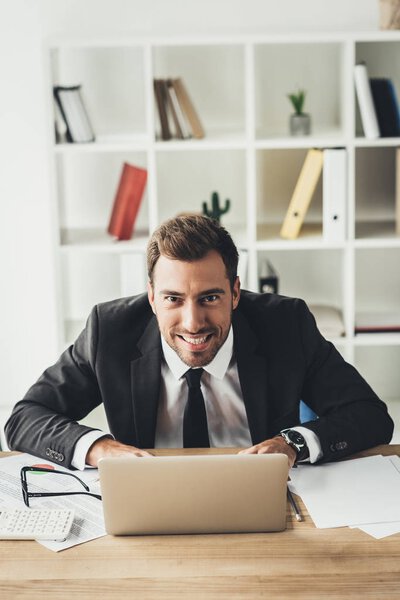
left=5, top=291, right=393, bottom=468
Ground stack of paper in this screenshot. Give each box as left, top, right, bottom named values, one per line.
left=289, top=455, right=400, bottom=539
left=0, top=453, right=106, bottom=551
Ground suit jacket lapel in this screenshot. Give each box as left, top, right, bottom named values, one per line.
left=233, top=310, right=269, bottom=444
left=130, top=316, right=162, bottom=448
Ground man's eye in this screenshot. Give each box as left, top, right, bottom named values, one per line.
left=165, top=296, right=179, bottom=303
left=202, top=295, right=218, bottom=303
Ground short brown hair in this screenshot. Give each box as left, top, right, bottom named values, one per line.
left=147, top=215, right=239, bottom=288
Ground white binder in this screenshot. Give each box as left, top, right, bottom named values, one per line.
left=354, top=64, right=380, bottom=139
left=323, top=149, right=347, bottom=243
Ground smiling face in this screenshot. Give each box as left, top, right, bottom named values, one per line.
left=147, top=250, right=240, bottom=368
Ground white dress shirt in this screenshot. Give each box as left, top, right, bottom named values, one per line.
left=155, top=328, right=252, bottom=448
left=72, top=327, right=322, bottom=469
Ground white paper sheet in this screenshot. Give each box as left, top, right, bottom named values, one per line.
left=352, top=521, right=400, bottom=539
left=0, top=453, right=106, bottom=551
left=289, top=455, right=400, bottom=529
left=350, top=456, right=400, bottom=539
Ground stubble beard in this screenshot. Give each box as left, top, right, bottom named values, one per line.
left=160, top=309, right=233, bottom=368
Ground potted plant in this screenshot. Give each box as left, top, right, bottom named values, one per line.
left=287, top=89, right=311, bottom=136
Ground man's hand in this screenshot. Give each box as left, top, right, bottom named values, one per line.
left=238, top=435, right=297, bottom=468
left=86, top=437, right=153, bottom=467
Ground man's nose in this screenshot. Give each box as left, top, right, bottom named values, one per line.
left=181, top=302, right=206, bottom=332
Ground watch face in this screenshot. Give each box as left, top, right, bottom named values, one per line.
left=286, top=430, right=305, bottom=446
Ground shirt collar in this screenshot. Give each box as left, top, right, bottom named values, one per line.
left=161, top=327, right=234, bottom=381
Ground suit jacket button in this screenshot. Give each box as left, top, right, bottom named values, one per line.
left=58, top=453, right=64, bottom=462
left=336, top=441, right=347, bottom=451
left=45, top=448, right=51, bottom=457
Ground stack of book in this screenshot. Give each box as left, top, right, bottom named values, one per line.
left=354, top=63, right=400, bottom=139
left=153, top=78, right=205, bottom=141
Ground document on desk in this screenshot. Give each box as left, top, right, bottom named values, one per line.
left=289, top=455, right=400, bottom=530
left=350, top=456, right=400, bottom=539
left=0, top=453, right=106, bottom=551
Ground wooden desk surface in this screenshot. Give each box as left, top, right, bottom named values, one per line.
left=1, top=445, right=400, bottom=599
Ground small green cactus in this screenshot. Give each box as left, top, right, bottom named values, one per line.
left=202, top=191, right=231, bottom=223
left=287, top=89, right=306, bottom=115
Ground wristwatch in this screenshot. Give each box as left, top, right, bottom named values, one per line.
left=279, top=429, right=309, bottom=462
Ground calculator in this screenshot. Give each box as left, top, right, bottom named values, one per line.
left=0, top=508, right=75, bottom=541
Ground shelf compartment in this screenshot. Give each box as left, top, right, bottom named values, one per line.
left=354, top=345, right=400, bottom=424
left=355, top=248, right=400, bottom=332
left=61, top=253, right=121, bottom=327
left=256, top=149, right=323, bottom=242
left=152, top=44, right=246, bottom=140
left=155, top=149, right=248, bottom=247
left=256, top=248, right=347, bottom=331
left=355, top=41, right=400, bottom=139
left=51, top=45, right=147, bottom=140
left=254, top=42, right=346, bottom=140
left=60, top=251, right=147, bottom=346
left=55, top=151, right=150, bottom=238
left=355, top=147, right=399, bottom=241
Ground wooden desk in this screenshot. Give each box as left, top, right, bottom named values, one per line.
left=1, top=446, right=400, bottom=599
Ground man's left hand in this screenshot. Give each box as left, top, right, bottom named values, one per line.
left=238, top=436, right=297, bottom=468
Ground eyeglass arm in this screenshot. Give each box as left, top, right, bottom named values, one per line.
left=20, top=466, right=90, bottom=491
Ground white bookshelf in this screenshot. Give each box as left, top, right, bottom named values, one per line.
left=45, top=32, right=400, bottom=441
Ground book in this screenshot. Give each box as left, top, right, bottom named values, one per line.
left=166, top=79, right=191, bottom=139
left=54, top=99, right=68, bottom=143
left=53, top=85, right=95, bottom=143
left=107, top=163, right=148, bottom=241
left=354, top=64, right=380, bottom=139
left=170, top=78, right=205, bottom=139
left=153, top=79, right=171, bottom=141
left=308, top=304, right=345, bottom=338
left=370, top=78, right=400, bottom=137
left=259, top=260, right=279, bottom=294
left=323, top=149, right=347, bottom=243
left=396, top=148, right=400, bottom=236
left=355, top=311, right=400, bottom=334
left=280, top=149, right=324, bottom=240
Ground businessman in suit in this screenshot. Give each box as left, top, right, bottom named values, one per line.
left=5, top=215, right=393, bottom=469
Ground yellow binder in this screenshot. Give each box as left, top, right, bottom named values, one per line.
left=280, top=149, right=324, bottom=240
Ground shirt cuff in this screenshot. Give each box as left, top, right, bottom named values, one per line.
left=291, top=426, right=323, bottom=464
left=71, top=430, right=113, bottom=470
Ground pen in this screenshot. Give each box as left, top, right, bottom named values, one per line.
left=287, top=488, right=302, bottom=522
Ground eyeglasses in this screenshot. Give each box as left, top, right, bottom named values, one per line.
left=20, top=466, right=102, bottom=507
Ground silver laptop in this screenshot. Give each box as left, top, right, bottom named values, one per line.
left=98, top=454, right=289, bottom=535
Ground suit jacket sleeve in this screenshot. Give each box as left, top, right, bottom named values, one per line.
left=5, top=305, right=105, bottom=468
left=295, top=299, right=394, bottom=462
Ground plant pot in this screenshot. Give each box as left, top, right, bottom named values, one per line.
left=289, top=113, right=311, bottom=136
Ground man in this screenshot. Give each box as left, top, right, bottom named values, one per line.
left=5, top=215, right=393, bottom=469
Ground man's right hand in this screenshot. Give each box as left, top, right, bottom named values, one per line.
left=86, top=437, right=153, bottom=467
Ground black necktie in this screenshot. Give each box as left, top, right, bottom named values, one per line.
left=183, top=368, right=210, bottom=448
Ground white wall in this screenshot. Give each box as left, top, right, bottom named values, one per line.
left=0, top=0, right=381, bottom=436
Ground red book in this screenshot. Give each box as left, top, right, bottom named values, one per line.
left=108, top=163, right=147, bottom=241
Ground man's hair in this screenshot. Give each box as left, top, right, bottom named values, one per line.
left=147, top=215, right=239, bottom=289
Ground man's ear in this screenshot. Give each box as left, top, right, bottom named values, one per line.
left=232, top=276, right=241, bottom=310
left=147, top=281, right=156, bottom=314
